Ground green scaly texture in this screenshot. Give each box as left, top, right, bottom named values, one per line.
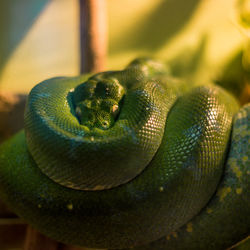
left=0, top=58, right=249, bottom=250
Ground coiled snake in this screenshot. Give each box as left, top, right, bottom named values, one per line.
left=0, top=58, right=249, bottom=249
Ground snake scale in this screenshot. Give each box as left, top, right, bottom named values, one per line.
left=0, top=58, right=249, bottom=249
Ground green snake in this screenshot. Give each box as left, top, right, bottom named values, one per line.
left=0, top=58, right=249, bottom=249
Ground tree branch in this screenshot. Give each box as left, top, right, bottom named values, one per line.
left=79, top=0, right=108, bottom=73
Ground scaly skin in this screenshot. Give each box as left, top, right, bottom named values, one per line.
left=127, top=103, right=250, bottom=250
left=0, top=58, right=249, bottom=249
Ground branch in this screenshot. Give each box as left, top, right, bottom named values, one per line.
left=23, top=226, right=59, bottom=250
left=79, top=0, right=108, bottom=73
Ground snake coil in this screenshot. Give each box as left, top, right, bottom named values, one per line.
left=0, top=58, right=249, bottom=249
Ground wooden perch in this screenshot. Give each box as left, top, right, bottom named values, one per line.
left=79, top=0, right=108, bottom=73
left=0, top=91, right=26, bottom=144
left=24, top=225, right=97, bottom=250
left=24, top=226, right=59, bottom=250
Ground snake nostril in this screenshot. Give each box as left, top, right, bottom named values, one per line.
left=91, top=99, right=100, bottom=108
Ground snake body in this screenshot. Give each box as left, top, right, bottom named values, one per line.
left=0, top=58, right=249, bottom=249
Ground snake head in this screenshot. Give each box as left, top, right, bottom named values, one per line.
left=73, top=75, right=124, bottom=130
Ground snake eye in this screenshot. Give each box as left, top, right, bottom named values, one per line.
left=102, top=120, right=109, bottom=129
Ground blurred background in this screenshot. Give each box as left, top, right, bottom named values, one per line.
left=0, top=0, right=246, bottom=94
